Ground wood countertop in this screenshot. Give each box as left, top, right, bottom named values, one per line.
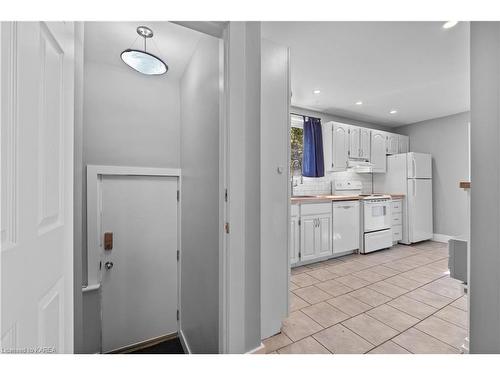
left=291, top=195, right=361, bottom=204
left=291, top=193, right=405, bottom=204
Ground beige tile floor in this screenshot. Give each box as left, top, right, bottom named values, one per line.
left=264, top=241, right=468, bottom=354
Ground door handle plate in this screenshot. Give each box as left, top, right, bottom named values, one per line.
left=104, top=232, right=113, bottom=250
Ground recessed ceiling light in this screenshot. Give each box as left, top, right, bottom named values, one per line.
left=442, top=21, right=458, bottom=29
left=355, top=101, right=363, bottom=105
left=389, top=109, right=398, bottom=115
left=313, top=89, right=321, bottom=94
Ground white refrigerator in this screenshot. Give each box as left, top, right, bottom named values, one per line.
left=373, top=152, right=433, bottom=244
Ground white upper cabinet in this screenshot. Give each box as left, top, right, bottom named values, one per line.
left=371, top=130, right=387, bottom=173
left=348, top=126, right=360, bottom=159
left=360, top=128, right=371, bottom=161
left=399, top=135, right=409, bottom=153
left=322, top=121, right=404, bottom=173
left=386, top=133, right=399, bottom=155
left=331, top=122, right=349, bottom=172
left=322, top=121, right=334, bottom=173
left=348, top=126, right=371, bottom=161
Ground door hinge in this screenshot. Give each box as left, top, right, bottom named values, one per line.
left=177, top=250, right=180, bottom=261
left=224, top=222, right=230, bottom=233
left=177, top=310, right=179, bottom=321
left=177, top=190, right=180, bottom=201
left=224, top=188, right=228, bottom=202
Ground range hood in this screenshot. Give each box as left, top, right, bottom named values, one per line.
left=347, top=160, right=373, bottom=173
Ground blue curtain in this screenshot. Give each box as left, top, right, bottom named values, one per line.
left=302, top=116, right=324, bottom=177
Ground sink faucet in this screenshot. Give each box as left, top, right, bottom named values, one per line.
left=291, top=159, right=303, bottom=196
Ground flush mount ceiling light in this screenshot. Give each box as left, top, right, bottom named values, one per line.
left=355, top=101, right=363, bottom=105
left=121, top=26, right=168, bottom=75
left=389, top=109, right=398, bottom=115
left=313, top=89, right=321, bottom=94
left=442, top=21, right=458, bottom=29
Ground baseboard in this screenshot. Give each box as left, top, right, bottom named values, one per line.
left=178, top=329, right=192, bottom=354
left=246, top=342, right=265, bottom=354
left=433, top=233, right=453, bottom=243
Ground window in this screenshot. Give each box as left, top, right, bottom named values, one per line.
left=290, top=114, right=304, bottom=176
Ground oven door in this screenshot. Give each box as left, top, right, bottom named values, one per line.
left=364, top=200, right=391, bottom=232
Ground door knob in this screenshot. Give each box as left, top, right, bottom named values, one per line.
left=105, top=261, right=114, bottom=270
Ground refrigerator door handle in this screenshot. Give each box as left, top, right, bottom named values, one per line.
left=413, top=179, right=416, bottom=196
left=411, top=158, right=416, bottom=178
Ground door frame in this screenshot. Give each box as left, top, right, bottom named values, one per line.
left=85, top=165, right=181, bottom=353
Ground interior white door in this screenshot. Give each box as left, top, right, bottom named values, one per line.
left=261, top=39, right=290, bottom=339
left=1, top=22, right=74, bottom=353
left=100, top=175, right=178, bottom=353
left=408, top=178, right=433, bottom=243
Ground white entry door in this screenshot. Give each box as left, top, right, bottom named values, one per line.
left=100, top=175, right=178, bottom=353
left=1, top=22, right=74, bottom=353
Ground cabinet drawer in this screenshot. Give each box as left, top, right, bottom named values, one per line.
left=393, top=225, right=403, bottom=241
left=301, top=202, right=332, bottom=216
left=392, top=200, right=402, bottom=213
left=392, top=214, right=402, bottom=226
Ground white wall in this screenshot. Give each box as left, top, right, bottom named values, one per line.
left=470, top=22, right=500, bottom=353
left=179, top=35, right=220, bottom=354
left=81, top=26, right=182, bottom=353
left=260, top=39, right=289, bottom=340
left=395, top=112, right=470, bottom=238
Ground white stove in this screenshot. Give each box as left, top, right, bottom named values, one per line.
left=360, top=195, right=392, bottom=254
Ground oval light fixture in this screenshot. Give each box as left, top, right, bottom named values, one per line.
left=389, top=109, right=398, bottom=115
left=121, top=26, right=168, bottom=75
left=442, top=21, right=458, bottom=29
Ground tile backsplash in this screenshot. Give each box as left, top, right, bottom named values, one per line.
left=292, top=170, right=373, bottom=196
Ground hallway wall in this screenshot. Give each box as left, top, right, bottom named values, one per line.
left=179, top=35, right=220, bottom=354
left=80, top=25, right=182, bottom=353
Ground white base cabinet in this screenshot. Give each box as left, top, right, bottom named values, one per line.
left=332, top=201, right=360, bottom=254
left=300, top=203, right=332, bottom=262
left=291, top=200, right=361, bottom=266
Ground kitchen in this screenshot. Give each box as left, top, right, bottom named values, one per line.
left=261, top=21, right=470, bottom=354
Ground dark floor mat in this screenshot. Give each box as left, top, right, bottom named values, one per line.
left=130, top=338, right=185, bottom=354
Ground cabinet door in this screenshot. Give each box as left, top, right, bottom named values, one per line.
left=333, top=202, right=360, bottom=254
left=348, top=126, right=360, bottom=159
left=300, top=217, right=317, bottom=261
left=290, top=216, right=300, bottom=265
left=332, top=123, right=348, bottom=171
left=360, top=128, right=371, bottom=161
left=322, top=122, right=334, bottom=173
left=399, top=135, right=409, bottom=153
left=371, top=131, right=387, bottom=173
left=387, top=134, right=399, bottom=155
left=316, top=214, right=332, bottom=258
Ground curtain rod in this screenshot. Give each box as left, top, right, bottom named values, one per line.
left=290, top=112, right=321, bottom=120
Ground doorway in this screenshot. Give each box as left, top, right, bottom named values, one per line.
left=98, top=174, right=179, bottom=353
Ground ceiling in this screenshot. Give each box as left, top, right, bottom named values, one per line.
left=262, top=22, right=470, bottom=127
left=84, top=22, right=206, bottom=81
